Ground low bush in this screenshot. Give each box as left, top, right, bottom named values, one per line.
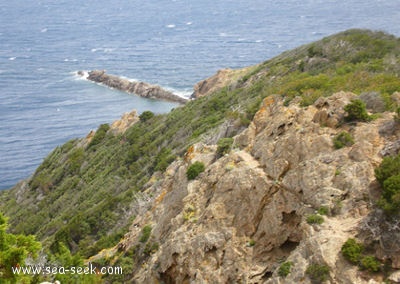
left=317, top=206, right=329, bottom=216
left=375, top=154, right=400, bottom=214
left=341, top=238, right=364, bottom=264
left=306, top=263, right=330, bottom=283
left=306, top=214, right=324, bottom=225
left=278, top=261, right=293, bottom=277
left=333, top=131, right=354, bottom=149
left=360, top=256, right=381, bottom=272
left=344, top=99, right=371, bottom=122
left=186, top=161, right=205, bottom=180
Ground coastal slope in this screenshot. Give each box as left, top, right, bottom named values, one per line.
left=1, top=29, right=400, bottom=283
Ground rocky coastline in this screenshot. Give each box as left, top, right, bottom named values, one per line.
left=78, top=70, right=188, bottom=104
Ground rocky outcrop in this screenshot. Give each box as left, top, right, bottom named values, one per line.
left=109, top=109, right=139, bottom=135
left=80, top=109, right=139, bottom=147
left=191, top=68, right=248, bottom=98
left=107, top=92, right=400, bottom=283
left=79, top=70, right=188, bottom=104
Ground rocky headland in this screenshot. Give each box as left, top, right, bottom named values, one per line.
left=79, top=70, right=188, bottom=104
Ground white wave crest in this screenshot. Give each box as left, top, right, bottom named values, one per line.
left=72, top=70, right=89, bottom=80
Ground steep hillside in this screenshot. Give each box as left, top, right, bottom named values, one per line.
left=1, top=29, right=400, bottom=283
left=110, top=91, right=400, bottom=283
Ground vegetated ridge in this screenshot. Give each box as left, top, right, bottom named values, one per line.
left=1, top=29, right=400, bottom=283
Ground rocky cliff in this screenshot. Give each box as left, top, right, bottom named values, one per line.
left=80, top=70, right=188, bottom=104
left=109, top=92, right=400, bottom=283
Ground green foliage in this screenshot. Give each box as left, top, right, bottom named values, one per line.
left=139, top=110, right=155, bottom=122
left=341, top=238, right=382, bottom=273
left=186, top=161, right=205, bottom=180
left=154, top=147, right=176, bottom=172
left=360, top=256, right=381, bottom=272
left=317, top=206, right=329, bottom=216
left=0, top=213, right=41, bottom=282
left=67, top=147, right=85, bottom=174
left=333, top=131, right=354, bottom=149
left=341, top=238, right=364, bottom=264
left=306, top=214, right=324, bottom=225
left=88, top=123, right=110, bottom=148
left=278, top=261, right=293, bottom=277
left=379, top=174, right=400, bottom=213
left=344, top=99, right=371, bottom=122
left=375, top=154, right=400, bottom=214
left=375, top=154, right=400, bottom=184
left=305, top=263, right=330, bottom=283
left=216, top=137, right=234, bottom=157
left=139, top=225, right=152, bottom=243
left=144, top=242, right=159, bottom=256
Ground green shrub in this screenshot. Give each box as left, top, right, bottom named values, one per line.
left=306, top=263, right=330, bottom=283
left=375, top=155, right=400, bottom=184
left=88, top=123, right=110, bottom=148
left=139, top=225, right=152, bottom=243
left=186, top=161, right=205, bottom=180
left=139, top=111, right=154, bottom=122
left=0, top=213, right=41, bottom=283
left=341, top=238, right=364, bottom=264
left=344, top=99, right=371, bottom=122
left=317, top=206, right=329, bottom=216
left=360, top=256, right=381, bottom=272
left=217, top=138, right=234, bottom=157
left=379, top=174, right=400, bottom=213
left=333, top=131, right=354, bottom=149
left=375, top=154, right=400, bottom=214
left=278, top=261, right=293, bottom=277
left=306, top=214, right=324, bottom=225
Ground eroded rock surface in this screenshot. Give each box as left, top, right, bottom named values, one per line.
left=113, top=92, right=399, bottom=283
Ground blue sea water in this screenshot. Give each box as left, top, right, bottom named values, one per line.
left=1, top=0, right=399, bottom=190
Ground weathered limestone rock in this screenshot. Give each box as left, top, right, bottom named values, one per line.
left=191, top=68, right=247, bottom=98
left=110, top=92, right=399, bottom=283
left=110, top=109, right=139, bottom=134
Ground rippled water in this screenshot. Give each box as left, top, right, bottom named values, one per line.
left=1, top=0, right=399, bottom=189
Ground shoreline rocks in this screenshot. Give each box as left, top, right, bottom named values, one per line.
left=79, top=70, right=188, bottom=104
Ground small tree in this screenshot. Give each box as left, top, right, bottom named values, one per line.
left=344, top=99, right=371, bottom=122
left=88, top=123, right=110, bottom=148
left=139, top=111, right=154, bottom=122
left=375, top=154, right=400, bottom=214
left=186, top=161, right=205, bottom=180
left=0, top=213, right=41, bottom=282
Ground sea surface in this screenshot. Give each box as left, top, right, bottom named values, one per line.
left=1, top=0, right=399, bottom=190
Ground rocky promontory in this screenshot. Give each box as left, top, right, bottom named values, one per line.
left=79, top=70, right=188, bottom=104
